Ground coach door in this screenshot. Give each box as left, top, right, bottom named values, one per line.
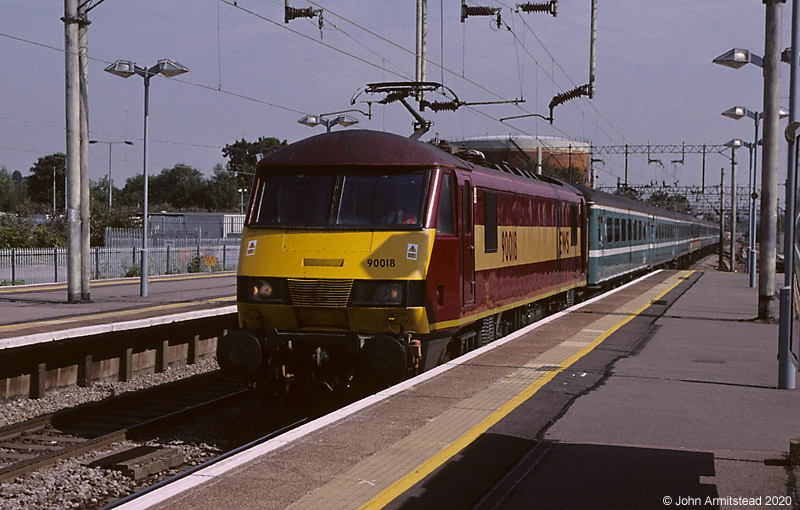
left=462, top=180, right=475, bottom=305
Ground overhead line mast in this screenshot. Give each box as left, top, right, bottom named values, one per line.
left=547, top=0, right=596, bottom=121
left=416, top=0, right=426, bottom=101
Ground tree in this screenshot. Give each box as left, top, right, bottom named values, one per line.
left=222, top=137, right=286, bottom=189
left=0, top=215, right=30, bottom=248
left=517, top=160, right=587, bottom=186
left=198, top=164, right=239, bottom=211
left=0, top=168, right=29, bottom=213
left=89, top=204, right=139, bottom=246
left=149, top=164, right=207, bottom=210
left=26, top=153, right=66, bottom=211
left=647, top=190, right=692, bottom=214
left=614, top=185, right=644, bottom=202
left=118, top=174, right=144, bottom=209
left=544, top=164, right=586, bottom=185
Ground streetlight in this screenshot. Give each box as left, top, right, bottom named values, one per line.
left=721, top=106, right=789, bottom=286
left=237, top=188, right=247, bottom=215
left=714, top=41, right=785, bottom=321
left=298, top=113, right=360, bottom=133
left=713, top=47, right=791, bottom=68
left=724, top=139, right=743, bottom=272
left=105, top=58, right=189, bottom=297
left=89, top=139, right=133, bottom=209
left=739, top=139, right=757, bottom=281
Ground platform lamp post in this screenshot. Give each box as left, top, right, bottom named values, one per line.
left=104, top=59, right=189, bottom=297
left=237, top=188, right=247, bottom=215
left=298, top=113, right=360, bottom=133
left=721, top=107, right=789, bottom=285
left=724, top=139, right=743, bottom=272
left=715, top=39, right=789, bottom=321
left=89, top=139, right=133, bottom=209
left=739, top=139, right=757, bottom=279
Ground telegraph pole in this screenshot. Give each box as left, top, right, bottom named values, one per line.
left=63, top=0, right=81, bottom=304
left=759, top=0, right=784, bottom=321
left=78, top=1, right=91, bottom=301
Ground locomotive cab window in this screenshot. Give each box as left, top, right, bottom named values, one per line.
left=249, top=169, right=429, bottom=229
left=484, top=191, right=498, bottom=253
left=436, top=172, right=455, bottom=236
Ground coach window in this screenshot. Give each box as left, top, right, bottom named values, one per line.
left=614, top=218, right=620, bottom=243
left=484, top=191, right=498, bottom=253
left=436, top=173, right=455, bottom=235
left=606, top=218, right=613, bottom=246
left=621, top=217, right=627, bottom=242
left=598, top=216, right=604, bottom=248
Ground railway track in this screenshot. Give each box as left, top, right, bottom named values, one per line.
left=0, top=371, right=249, bottom=483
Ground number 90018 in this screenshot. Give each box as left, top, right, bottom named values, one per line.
left=367, top=258, right=395, bottom=268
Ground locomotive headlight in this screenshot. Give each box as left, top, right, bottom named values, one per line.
left=352, top=281, right=404, bottom=306
left=238, top=276, right=288, bottom=304
left=254, top=280, right=275, bottom=300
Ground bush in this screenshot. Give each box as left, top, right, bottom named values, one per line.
left=0, top=214, right=67, bottom=248
left=0, top=216, right=33, bottom=248
left=187, top=255, right=204, bottom=273
left=124, top=263, right=140, bottom=278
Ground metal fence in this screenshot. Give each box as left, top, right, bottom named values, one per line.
left=0, top=229, right=241, bottom=286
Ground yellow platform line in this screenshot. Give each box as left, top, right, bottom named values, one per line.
left=0, top=296, right=235, bottom=333
left=288, top=270, right=693, bottom=510
left=0, top=271, right=235, bottom=295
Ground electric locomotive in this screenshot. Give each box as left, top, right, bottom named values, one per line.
left=217, top=129, right=588, bottom=399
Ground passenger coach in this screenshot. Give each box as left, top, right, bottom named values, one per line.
left=577, top=185, right=718, bottom=285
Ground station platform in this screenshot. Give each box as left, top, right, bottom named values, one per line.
left=0, top=273, right=236, bottom=346
left=116, top=269, right=800, bottom=510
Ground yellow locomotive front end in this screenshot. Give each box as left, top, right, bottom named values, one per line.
left=218, top=149, right=439, bottom=399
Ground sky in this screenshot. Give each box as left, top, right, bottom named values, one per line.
left=0, top=1, right=795, bottom=194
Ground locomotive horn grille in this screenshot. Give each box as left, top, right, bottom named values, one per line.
left=287, top=278, right=354, bottom=307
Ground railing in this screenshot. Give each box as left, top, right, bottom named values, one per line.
left=0, top=237, right=241, bottom=286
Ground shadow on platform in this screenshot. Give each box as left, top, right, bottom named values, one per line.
left=390, top=434, right=719, bottom=509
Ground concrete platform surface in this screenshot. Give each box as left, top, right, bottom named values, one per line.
left=0, top=272, right=236, bottom=342
left=533, top=270, right=800, bottom=509
left=113, top=270, right=800, bottom=510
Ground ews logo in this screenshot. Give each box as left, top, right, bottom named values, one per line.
left=501, top=230, right=518, bottom=262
